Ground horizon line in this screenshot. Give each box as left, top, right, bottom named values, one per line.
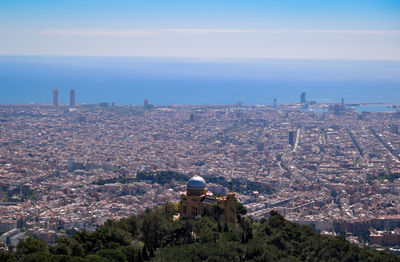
left=0, top=102, right=397, bottom=107
left=1, top=54, right=400, bottom=63
left=39, top=28, right=400, bottom=36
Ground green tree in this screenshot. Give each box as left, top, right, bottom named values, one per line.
left=85, top=254, right=108, bottom=262
left=95, top=249, right=126, bottom=262
left=236, top=202, right=247, bottom=215
left=141, top=245, right=149, bottom=261
left=18, top=252, right=56, bottom=262
left=211, top=204, right=225, bottom=221
left=0, top=250, right=17, bottom=262
left=120, top=246, right=138, bottom=262
left=16, top=238, right=48, bottom=258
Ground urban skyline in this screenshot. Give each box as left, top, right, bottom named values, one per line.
left=1, top=0, right=400, bottom=257
left=1, top=102, right=400, bottom=250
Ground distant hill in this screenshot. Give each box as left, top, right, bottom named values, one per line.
left=1, top=203, right=399, bottom=262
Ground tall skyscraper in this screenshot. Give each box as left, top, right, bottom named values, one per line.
left=300, top=92, right=306, bottom=103
left=189, top=113, right=195, bottom=122
left=144, top=98, right=149, bottom=109
left=70, top=89, right=76, bottom=106
left=273, top=98, right=277, bottom=107
left=334, top=104, right=341, bottom=115
left=53, top=89, right=58, bottom=106
left=390, top=124, right=399, bottom=135
left=289, top=131, right=295, bottom=146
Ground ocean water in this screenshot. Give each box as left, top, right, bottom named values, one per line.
left=0, top=56, right=399, bottom=107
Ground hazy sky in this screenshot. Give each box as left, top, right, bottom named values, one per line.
left=1, top=0, right=400, bottom=60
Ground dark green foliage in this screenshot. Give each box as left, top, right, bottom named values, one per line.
left=141, top=245, right=149, bottom=261
left=140, top=211, right=170, bottom=249
left=85, top=254, right=108, bottom=262
left=96, top=249, right=126, bottom=262
left=92, top=176, right=136, bottom=186
left=0, top=186, right=36, bottom=203
left=136, top=171, right=189, bottom=186
left=211, top=204, right=225, bottom=221
left=94, top=170, right=273, bottom=195
left=18, top=252, right=56, bottom=262
left=367, top=172, right=400, bottom=183
left=16, top=238, right=48, bottom=258
left=223, top=222, right=229, bottom=232
left=10, top=205, right=400, bottom=262
left=203, top=175, right=273, bottom=195
left=94, top=170, right=189, bottom=187
left=0, top=250, right=16, bottom=262
left=236, top=202, right=247, bottom=215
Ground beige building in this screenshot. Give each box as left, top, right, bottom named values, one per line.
left=180, top=175, right=238, bottom=223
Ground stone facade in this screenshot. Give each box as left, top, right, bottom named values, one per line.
left=180, top=175, right=238, bottom=223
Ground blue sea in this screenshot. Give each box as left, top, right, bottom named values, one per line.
left=0, top=56, right=399, bottom=109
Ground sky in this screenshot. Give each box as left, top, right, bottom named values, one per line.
left=0, top=0, right=400, bottom=60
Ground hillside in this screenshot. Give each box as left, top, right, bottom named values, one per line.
left=1, top=203, right=399, bottom=262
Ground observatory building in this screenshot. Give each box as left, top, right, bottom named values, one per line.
left=179, top=175, right=238, bottom=223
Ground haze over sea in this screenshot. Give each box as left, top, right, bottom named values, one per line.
left=1, top=56, right=399, bottom=109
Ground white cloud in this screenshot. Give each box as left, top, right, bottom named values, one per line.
left=40, top=28, right=400, bottom=36
left=299, top=29, right=400, bottom=35
left=40, top=29, right=151, bottom=36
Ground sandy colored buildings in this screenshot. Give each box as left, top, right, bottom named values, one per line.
left=1, top=104, right=400, bottom=246
left=370, top=228, right=400, bottom=246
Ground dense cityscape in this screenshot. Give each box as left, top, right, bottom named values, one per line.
left=1, top=90, right=400, bottom=252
